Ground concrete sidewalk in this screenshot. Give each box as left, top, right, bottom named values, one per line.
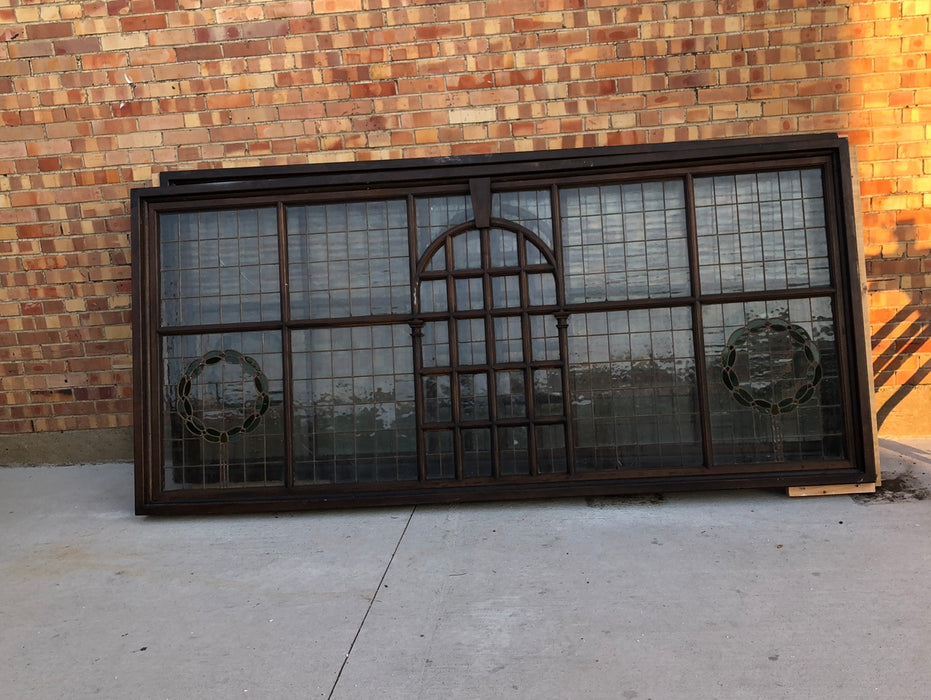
left=1, top=439, right=929, bottom=700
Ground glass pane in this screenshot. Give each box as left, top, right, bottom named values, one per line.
left=568, top=308, right=702, bottom=470
left=416, top=195, right=473, bottom=256
left=459, top=372, right=489, bottom=421
left=455, top=277, right=484, bottom=311
left=494, top=316, right=524, bottom=363
left=491, top=190, right=553, bottom=246
left=496, top=370, right=527, bottom=419
left=703, top=297, right=845, bottom=465
left=696, top=169, right=831, bottom=294
left=492, top=275, right=521, bottom=309
left=488, top=228, right=520, bottom=267
left=452, top=230, right=482, bottom=269
left=525, top=241, right=546, bottom=265
left=423, top=374, right=452, bottom=423
left=425, top=429, right=455, bottom=480
left=560, top=180, right=690, bottom=304
left=533, top=368, right=563, bottom=417
left=536, top=424, right=567, bottom=474
left=419, top=279, right=447, bottom=313
left=291, top=325, right=416, bottom=484
left=424, top=243, right=446, bottom=272
left=288, top=200, right=410, bottom=319
left=530, top=315, right=560, bottom=362
left=526, top=273, right=557, bottom=306
left=462, top=428, right=492, bottom=478
left=161, top=208, right=280, bottom=326
left=499, top=426, right=529, bottom=476
left=421, top=321, right=450, bottom=368
left=456, top=318, right=487, bottom=366
left=163, top=331, right=285, bottom=489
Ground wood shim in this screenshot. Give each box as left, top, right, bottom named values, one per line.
left=787, top=483, right=878, bottom=497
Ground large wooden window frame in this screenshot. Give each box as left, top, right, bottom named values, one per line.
left=132, top=135, right=877, bottom=515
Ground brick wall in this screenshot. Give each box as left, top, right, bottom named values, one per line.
left=1, top=0, right=929, bottom=460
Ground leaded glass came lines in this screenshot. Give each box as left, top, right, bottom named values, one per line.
left=560, top=181, right=690, bottom=303
left=695, top=169, right=831, bottom=294
left=136, top=139, right=875, bottom=513
left=287, top=200, right=410, bottom=319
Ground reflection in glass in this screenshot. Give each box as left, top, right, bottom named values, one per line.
left=499, top=426, right=529, bottom=475
left=696, top=169, right=830, bottom=294
left=494, top=316, right=524, bottom=363
left=457, top=318, right=487, bottom=365
left=425, top=429, right=455, bottom=479
left=496, top=370, right=527, bottom=419
left=161, top=208, right=280, bottom=327
left=416, top=195, right=473, bottom=256
left=703, top=297, right=845, bottom=464
left=423, top=374, right=452, bottom=423
left=462, top=428, right=493, bottom=478
left=452, top=230, right=482, bottom=269
left=459, top=373, right=489, bottom=421
left=561, top=180, right=689, bottom=303
left=536, top=424, right=567, bottom=474
left=492, top=190, right=553, bottom=246
left=288, top=200, right=410, bottom=319
left=292, top=325, right=416, bottom=484
left=568, top=308, right=701, bottom=470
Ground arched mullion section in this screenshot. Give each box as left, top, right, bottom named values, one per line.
left=414, top=219, right=569, bottom=481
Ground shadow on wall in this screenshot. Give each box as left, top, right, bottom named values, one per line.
left=872, top=218, right=931, bottom=430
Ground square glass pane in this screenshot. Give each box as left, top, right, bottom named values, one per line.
left=161, top=209, right=280, bottom=327
left=530, top=314, right=560, bottom=361
left=492, top=275, right=521, bottom=309
left=455, top=277, right=484, bottom=311
left=560, top=180, right=689, bottom=304
left=288, top=199, right=410, bottom=319
left=533, top=368, right=564, bottom=417
left=526, top=273, right=557, bottom=306
left=696, top=169, right=831, bottom=294
left=419, top=279, right=447, bottom=313
left=488, top=228, right=520, bottom=267
left=452, top=230, right=482, bottom=270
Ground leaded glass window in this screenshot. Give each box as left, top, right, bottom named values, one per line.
left=133, top=136, right=877, bottom=514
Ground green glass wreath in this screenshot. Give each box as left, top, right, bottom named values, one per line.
left=720, top=318, right=822, bottom=416
left=177, top=349, right=270, bottom=443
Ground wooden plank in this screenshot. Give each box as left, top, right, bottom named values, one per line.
left=787, top=483, right=877, bottom=497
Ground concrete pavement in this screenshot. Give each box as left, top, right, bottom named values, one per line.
left=2, top=439, right=929, bottom=699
